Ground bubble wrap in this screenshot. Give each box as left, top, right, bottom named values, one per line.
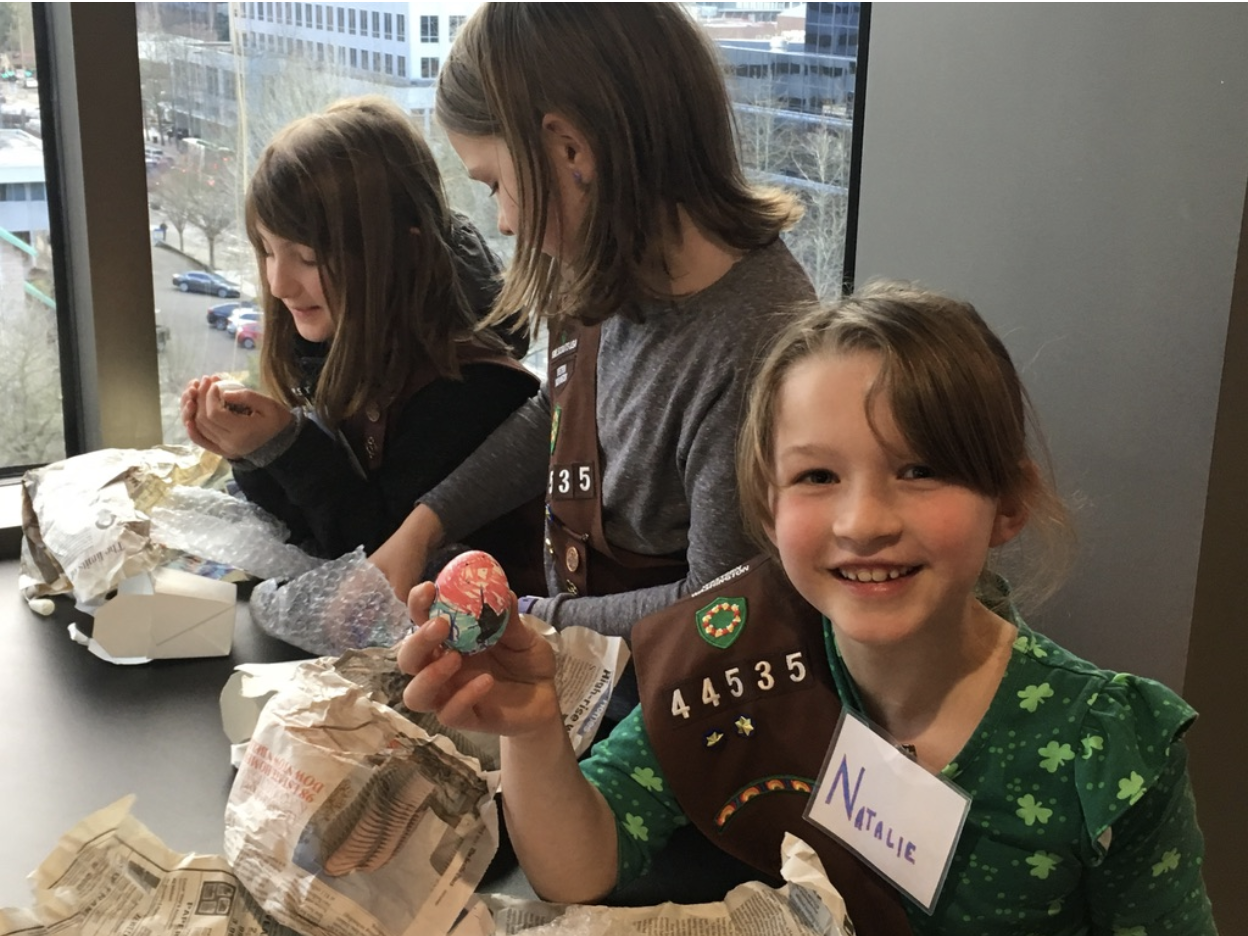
left=249, top=546, right=411, bottom=656
left=148, top=486, right=324, bottom=582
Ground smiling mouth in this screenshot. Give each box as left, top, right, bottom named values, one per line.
left=835, top=566, right=919, bottom=583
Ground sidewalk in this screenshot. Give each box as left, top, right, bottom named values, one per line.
left=148, top=199, right=258, bottom=299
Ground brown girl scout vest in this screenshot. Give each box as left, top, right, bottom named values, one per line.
left=342, top=343, right=547, bottom=596
left=631, top=555, right=913, bottom=936
left=545, top=320, right=688, bottom=597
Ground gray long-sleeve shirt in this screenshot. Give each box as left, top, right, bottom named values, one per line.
left=421, top=238, right=815, bottom=638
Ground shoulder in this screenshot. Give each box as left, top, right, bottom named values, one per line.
left=1006, top=623, right=1197, bottom=844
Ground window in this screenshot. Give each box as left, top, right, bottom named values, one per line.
left=384, top=12, right=392, bottom=40
left=398, top=55, right=406, bottom=78
left=315, top=4, right=322, bottom=28
left=348, top=8, right=355, bottom=34
left=1, top=4, right=67, bottom=469
left=372, top=11, right=380, bottom=38
left=449, top=15, right=466, bottom=41
left=397, top=14, right=405, bottom=42
left=336, top=7, right=344, bottom=33
left=295, top=3, right=302, bottom=26
left=420, top=15, right=438, bottom=43
left=373, top=51, right=381, bottom=72
left=385, top=53, right=393, bottom=76
left=421, top=56, right=439, bottom=79
left=350, top=47, right=358, bottom=68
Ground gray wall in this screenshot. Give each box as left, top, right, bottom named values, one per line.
left=853, top=4, right=1247, bottom=927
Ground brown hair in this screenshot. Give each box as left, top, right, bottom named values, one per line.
left=436, top=2, right=803, bottom=327
left=738, top=282, right=1075, bottom=606
left=245, top=95, right=506, bottom=427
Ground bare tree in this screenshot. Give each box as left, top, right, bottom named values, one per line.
left=153, top=157, right=199, bottom=252
left=0, top=291, right=65, bottom=466
left=189, top=152, right=237, bottom=269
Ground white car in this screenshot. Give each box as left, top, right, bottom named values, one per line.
left=226, top=308, right=261, bottom=336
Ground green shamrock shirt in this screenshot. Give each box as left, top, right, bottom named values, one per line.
left=580, top=613, right=1216, bottom=935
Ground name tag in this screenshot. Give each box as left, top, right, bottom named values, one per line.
left=805, top=710, right=969, bottom=914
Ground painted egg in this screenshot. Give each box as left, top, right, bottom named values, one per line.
left=431, top=550, right=511, bottom=655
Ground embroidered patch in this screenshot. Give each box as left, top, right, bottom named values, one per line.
left=713, top=775, right=815, bottom=830
left=550, top=404, right=562, bottom=455
left=696, top=597, right=747, bottom=649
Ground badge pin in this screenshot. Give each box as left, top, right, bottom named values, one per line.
left=695, top=596, right=748, bottom=649
left=550, top=405, right=562, bottom=454
left=564, top=545, right=580, bottom=573
left=366, top=404, right=381, bottom=423
left=703, top=729, right=726, bottom=749
left=734, top=716, right=754, bottom=737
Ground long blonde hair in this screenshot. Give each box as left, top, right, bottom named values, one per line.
left=436, top=2, right=802, bottom=328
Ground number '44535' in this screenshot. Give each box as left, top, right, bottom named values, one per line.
left=670, top=651, right=808, bottom=719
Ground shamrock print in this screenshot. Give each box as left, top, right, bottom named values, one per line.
left=1015, top=794, right=1053, bottom=826
left=623, top=813, right=649, bottom=842
left=1018, top=682, right=1055, bottom=712
left=1117, top=771, right=1146, bottom=806
left=1026, top=851, right=1061, bottom=880
left=1152, top=849, right=1180, bottom=877
left=1038, top=741, right=1075, bottom=773
left=630, top=767, right=664, bottom=792
left=1081, top=735, right=1104, bottom=760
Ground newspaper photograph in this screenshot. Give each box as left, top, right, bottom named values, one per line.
left=0, top=795, right=298, bottom=936
left=224, top=655, right=501, bottom=936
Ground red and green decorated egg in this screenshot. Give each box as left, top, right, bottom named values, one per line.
left=431, top=550, right=511, bottom=655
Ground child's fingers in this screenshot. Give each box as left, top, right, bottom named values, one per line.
left=400, top=642, right=464, bottom=712
left=406, top=581, right=437, bottom=626
left=395, top=613, right=449, bottom=677
left=435, top=672, right=497, bottom=727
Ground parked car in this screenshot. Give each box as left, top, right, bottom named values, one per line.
left=207, top=300, right=255, bottom=330
left=172, top=270, right=240, bottom=298
left=236, top=319, right=263, bottom=350
left=226, top=308, right=262, bottom=336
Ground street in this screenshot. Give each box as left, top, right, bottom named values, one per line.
left=151, top=239, right=258, bottom=386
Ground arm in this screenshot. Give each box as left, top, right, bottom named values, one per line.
left=248, top=364, right=537, bottom=559
left=1086, top=743, right=1216, bottom=935
left=373, top=387, right=551, bottom=597
left=396, top=583, right=619, bottom=902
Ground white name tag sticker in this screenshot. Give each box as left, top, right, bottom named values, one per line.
left=804, top=710, right=970, bottom=914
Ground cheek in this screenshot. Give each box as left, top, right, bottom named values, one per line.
left=769, top=494, right=826, bottom=561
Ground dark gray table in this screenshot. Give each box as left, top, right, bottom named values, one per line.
left=0, top=559, right=756, bottom=915
left=0, top=561, right=310, bottom=909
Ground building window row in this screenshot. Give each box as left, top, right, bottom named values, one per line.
left=242, top=4, right=405, bottom=43
left=0, top=182, right=46, bottom=201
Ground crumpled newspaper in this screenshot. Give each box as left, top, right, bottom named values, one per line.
left=249, top=546, right=410, bottom=655
left=19, top=446, right=323, bottom=608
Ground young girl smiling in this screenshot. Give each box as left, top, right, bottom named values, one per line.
left=398, top=282, right=1215, bottom=935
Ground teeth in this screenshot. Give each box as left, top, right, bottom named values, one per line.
left=840, top=567, right=908, bottom=582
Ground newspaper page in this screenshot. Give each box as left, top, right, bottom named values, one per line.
left=221, top=617, right=630, bottom=769
left=0, top=795, right=298, bottom=936
left=224, top=657, right=501, bottom=936
left=450, top=835, right=852, bottom=936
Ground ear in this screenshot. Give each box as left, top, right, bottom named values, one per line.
left=989, top=462, right=1037, bottom=548
left=541, top=113, right=595, bottom=185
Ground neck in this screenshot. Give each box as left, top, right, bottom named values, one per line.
left=642, top=206, right=743, bottom=297
left=837, top=600, right=1016, bottom=765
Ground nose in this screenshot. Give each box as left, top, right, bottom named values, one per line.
left=497, top=205, right=514, bottom=238
left=832, top=478, right=902, bottom=551
left=266, top=254, right=298, bottom=300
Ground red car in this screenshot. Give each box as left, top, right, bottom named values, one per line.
left=235, top=319, right=263, bottom=349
